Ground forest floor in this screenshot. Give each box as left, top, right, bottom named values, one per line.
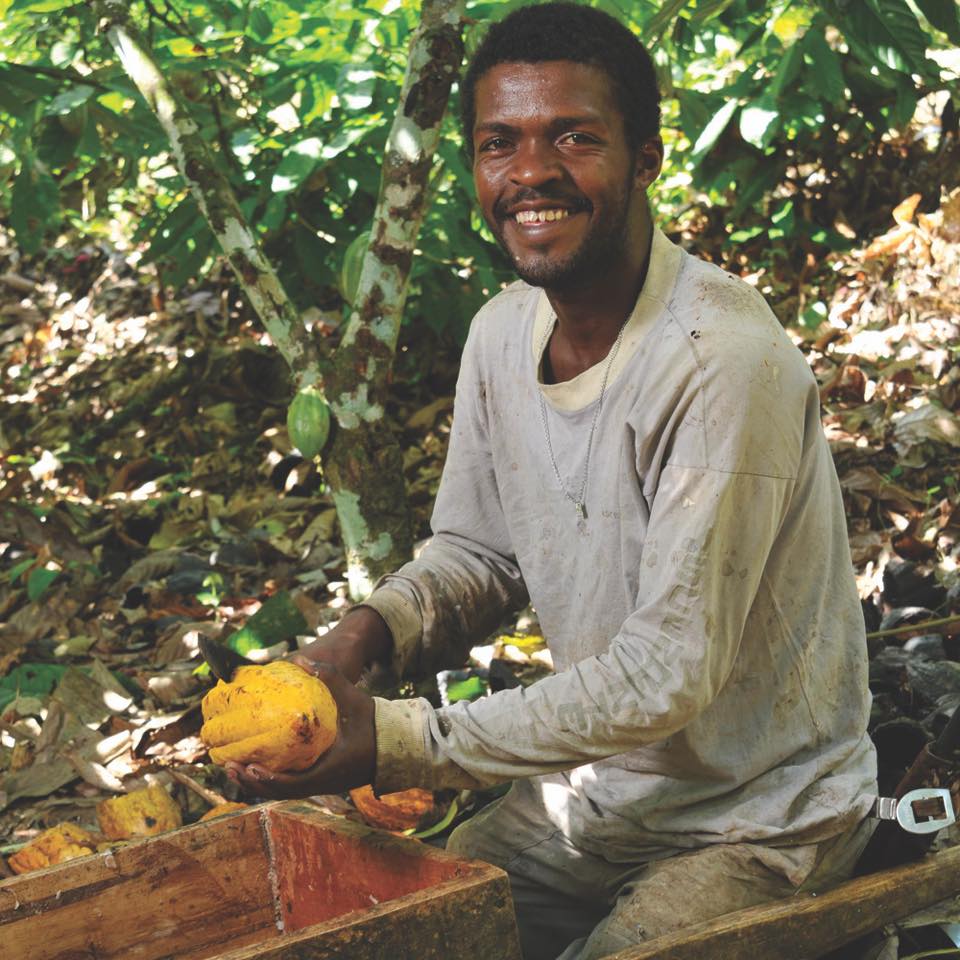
left=1, top=179, right=960, bottom=947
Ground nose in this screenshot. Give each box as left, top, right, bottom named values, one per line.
left=508, top=137, right=563, bottom=188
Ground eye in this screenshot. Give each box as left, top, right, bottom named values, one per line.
left=560, top=132, right=597, bottom=146
left=478, top=136, right=511, bottom=153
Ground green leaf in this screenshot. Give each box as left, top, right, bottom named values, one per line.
left=690, top=97, right=738, bottom=159
left=0, top=663, right=68, bottom=713
left=271, top=137, right=323, bottom=194
left=829, top=0, right=931, bottom=75
left=447, top=675, right=487, bottom=703
left=37, top=115, right=80, bottom=166
left=10, top=0, right=78, bottom=10
left=97, top=91, right=128, bottom=113
left=690, top=0, right=736, bottom=23
left=45, top=84, right=95, bottom=116
left=803, top=30, right=846, bottom=103
left=728, top=225, right=764, bottom=243
left=412, top=797, right=460, bottom=840
left=145, top=197, right=202, bottom=262
left=7, top=558, right=34, bottom=583
left=248, top=7, right=273, bottom=40
left=27, top=567, right=60, bottom=601
left=674, top=88, right=714, bottom=144
left=336, top=65, right=377, bottom=111
left=167, top=37, right=207, bottom=58
left=27, top=566, right=60, bottom=601
left=641, top=0, right=690, bottom=38
left=164, top=231, right=213, bottom=288
left=10, top=158, right=59, bottom=255
left=913, top=0, right=960, bottom=43
left=769, top=41, right=804, bottom=100
left=771, top=199, right=795, bottom=231
left=227, top=592, right=308, bottom=654
left=319, top=123, right=373, bottom=162
left=739, top=100, right=779, bottom=149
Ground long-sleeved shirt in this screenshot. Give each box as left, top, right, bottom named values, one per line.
left=365, top=227, right=878, bottom=862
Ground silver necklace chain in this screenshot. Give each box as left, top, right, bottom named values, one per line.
left=536, top=315, right=628, bottom=521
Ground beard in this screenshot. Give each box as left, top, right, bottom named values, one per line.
left=488, top=178, right=635, bottom=290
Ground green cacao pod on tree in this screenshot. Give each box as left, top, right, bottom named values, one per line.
left=338, top=230, right=370, bottom=306
left=287, top=387, right=331, bottom=458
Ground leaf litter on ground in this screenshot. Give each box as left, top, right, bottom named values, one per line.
left=0, top=186, right=958, bottom=895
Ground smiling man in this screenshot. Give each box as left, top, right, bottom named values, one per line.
left=229, top=5, right=878, bottom=958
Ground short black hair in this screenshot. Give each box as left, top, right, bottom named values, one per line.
left=460, top=2, right=661, bottom=157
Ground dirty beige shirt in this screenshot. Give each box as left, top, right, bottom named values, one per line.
left=366, top=228, right=878, bottom=861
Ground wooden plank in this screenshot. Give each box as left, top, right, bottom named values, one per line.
left=214, top=869, right=521, bottom=960
left=610, top=844, right=960, bottom=960
left=0, top=810, right=276, bottom=960
left=264, top=803, right=473, bottom=930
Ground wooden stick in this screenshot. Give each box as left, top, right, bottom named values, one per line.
left=611, top=845, right=960, bottom=960
left=168, top=767, right=227, bottom=807
left=866, top=613, right=960, bottom=642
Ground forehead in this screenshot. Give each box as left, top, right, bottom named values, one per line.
left=472, top=60, right=622, bottom=130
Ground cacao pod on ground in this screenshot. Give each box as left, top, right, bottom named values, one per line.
left=96, top=784, right=183, bottom=840
left=8, top=822, right=101, bottom=874
left=198, top=802, right=249, bottom=822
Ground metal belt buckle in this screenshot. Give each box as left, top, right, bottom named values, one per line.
left=875, top=788, right=956, bottom=834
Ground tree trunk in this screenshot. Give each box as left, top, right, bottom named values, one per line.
left=95, top=0, right=465, bottom=599
left=326, top=0, right=465, bottom=596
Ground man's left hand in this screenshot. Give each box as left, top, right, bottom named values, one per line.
left=224, top=657, right=376, bottom=800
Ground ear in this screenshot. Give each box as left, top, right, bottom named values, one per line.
left=634, top=137, right=664, bottom=190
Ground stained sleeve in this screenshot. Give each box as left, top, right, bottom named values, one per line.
left=373, top=357, right=803, bottom=793
left=364, top=317, right=530, bottom=682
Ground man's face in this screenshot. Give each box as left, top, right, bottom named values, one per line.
left=471, top=60, right=648, bottom=290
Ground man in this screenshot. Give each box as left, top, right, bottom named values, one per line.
left=229, top=5, right=878, bottom=958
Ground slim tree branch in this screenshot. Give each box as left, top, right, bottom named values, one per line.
left=94, top=0, right=323, bottom=389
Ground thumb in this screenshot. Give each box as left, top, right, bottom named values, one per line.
left=290, top=656, right=354, bottom=701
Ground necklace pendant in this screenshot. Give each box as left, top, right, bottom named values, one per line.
left=575, top=502, right=586, bottom=520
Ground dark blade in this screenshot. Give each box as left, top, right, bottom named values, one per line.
left=198, top=635, right=256, bottom=682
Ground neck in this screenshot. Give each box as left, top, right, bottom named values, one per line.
left=542, top=220, right=654, bottom=382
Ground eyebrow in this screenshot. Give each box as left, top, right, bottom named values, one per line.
left=473, top=115, right=605, bottom=140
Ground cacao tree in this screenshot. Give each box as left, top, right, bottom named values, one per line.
left=88, top=0, right=464, bottom=597
left=1, top=0, right=957, bottom=591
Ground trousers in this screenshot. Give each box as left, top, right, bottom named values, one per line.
left=447, top=774, right=874, bottom=960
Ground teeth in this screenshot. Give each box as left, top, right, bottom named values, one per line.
left=515, top=209, right=569, bottom=224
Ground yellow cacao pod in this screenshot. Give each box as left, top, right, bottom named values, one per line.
left=287, top=387, right=331, bottom=459
left=96, top=784, right=183, bottom=840
left=198, top=801, right=248, bottom=822
left=8, top=822, right=100, bottom=874
left=200, top=661, right=337, bottom=773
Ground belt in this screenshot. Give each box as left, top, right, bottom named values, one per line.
left=870, top=787, right=956, bottom=834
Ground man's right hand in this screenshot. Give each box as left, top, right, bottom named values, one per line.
left=292, top=605, right=393, bottom=684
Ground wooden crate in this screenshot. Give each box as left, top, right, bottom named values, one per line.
left=611, top=843, right=960, bottom=960
left=1, top=800, right=521, bottom=960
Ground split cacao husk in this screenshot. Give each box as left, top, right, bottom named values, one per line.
left=8, top=822, right=101, bottom=875
left=349, top=785, right=440, bottom=833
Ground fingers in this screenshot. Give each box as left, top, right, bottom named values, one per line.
left=220, top=664, right=376, bottom=800
left=287, top=652, right=321, bottom=676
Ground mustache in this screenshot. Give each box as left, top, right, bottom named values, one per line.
left=492, top=189, right=592, bottom=221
